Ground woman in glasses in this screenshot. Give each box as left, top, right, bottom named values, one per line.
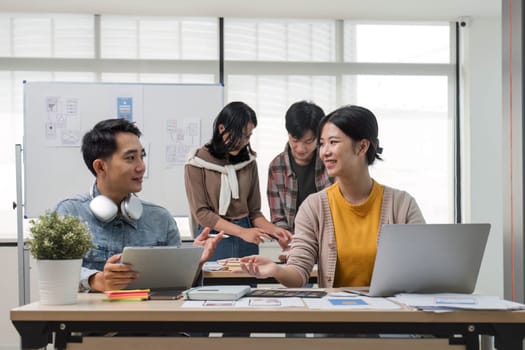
left=185, top=101, right=292, bottom=261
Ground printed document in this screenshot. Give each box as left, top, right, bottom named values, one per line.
left=182, top=297, right=304, bottom=308
left=393, top=293, right=525, bottom=311
left=304, top=292, right=401, bottom=309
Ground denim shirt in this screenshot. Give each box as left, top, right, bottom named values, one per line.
left=54, top=192, right=181, bottom=291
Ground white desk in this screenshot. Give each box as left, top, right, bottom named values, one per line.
left=11, top=292, right=525, bottom=350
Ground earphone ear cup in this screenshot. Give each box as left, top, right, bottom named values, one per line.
left=89, top=195, right=118, bottom=223
left=121, top=194, right=143, bottom=221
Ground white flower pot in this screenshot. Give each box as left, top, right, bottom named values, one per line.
left=37, top=259, right=82, bottom=305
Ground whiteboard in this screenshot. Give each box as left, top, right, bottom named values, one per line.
left=23, top=82, right=223, bottom=218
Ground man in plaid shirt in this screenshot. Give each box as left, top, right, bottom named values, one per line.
left=267, top=101, right=333, bottom=260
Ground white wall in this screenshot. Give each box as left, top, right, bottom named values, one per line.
left=462, top=17, right=504, bottom=296
left=1, top=247, right=42, bottom=350
left=0, top=247, right=25, bottom=350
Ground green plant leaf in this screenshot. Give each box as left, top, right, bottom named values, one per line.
left=26, top=211, right=95, bottom=260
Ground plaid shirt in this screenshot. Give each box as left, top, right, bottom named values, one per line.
left=267, top=143, right=333, bottom=233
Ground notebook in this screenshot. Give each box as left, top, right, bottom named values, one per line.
left=184, top=285, right=252, bottom=300
left=247, top=289, right=327, bottom=298
left=121, top=245, right=204, bottom=300
left=345, top=223, right=490, bottom=297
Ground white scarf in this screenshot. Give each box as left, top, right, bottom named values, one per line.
left=186, top=150, right=256, bottom=216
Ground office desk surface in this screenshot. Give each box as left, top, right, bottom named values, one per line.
left=9, top=293, right=523, bottom=323
left=11, top=292, right=525, bottom=350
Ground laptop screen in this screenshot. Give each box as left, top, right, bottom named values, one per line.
left=366, top=223, right=490, bottom=297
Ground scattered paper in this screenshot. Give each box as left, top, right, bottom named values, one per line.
left=182, top=297, right=305, bottom=308
left=304, top=295, right=401, bottom=309
left=393, top=293, right=525, bottom=311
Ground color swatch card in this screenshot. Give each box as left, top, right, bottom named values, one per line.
left=104, top=289, right=150, bottom=301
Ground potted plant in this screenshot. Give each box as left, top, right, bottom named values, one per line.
left=26, top=211, right=94, bottom=305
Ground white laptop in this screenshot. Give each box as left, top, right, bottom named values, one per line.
left=346, top=223, right=490, bottom=297
left=121, top=245, right=204, bottom=299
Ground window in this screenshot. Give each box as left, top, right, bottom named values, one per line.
left=0, top=14, right=455, bottom=239
left=343, top=75, right=451, bottom=222
left=226, top=19, right=454, bottom=223
left=0, top=13, right=94, bottom=58
left=100, top=73, right=214, bottom=84
left=101, top=16, right=217, bottom=59
left=225, top=19, right=335, bottom=62
left=344, top=21, right=450, bottom=63
left=0, top=14, right=218, bottom=238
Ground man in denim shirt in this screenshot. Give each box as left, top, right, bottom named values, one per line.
left=55, top=118, right=222, bottom=292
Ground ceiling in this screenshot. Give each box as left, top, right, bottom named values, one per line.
left=0, top=0, right=500, bottom=20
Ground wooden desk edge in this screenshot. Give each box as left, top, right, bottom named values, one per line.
left=10, top=292, right=525, bottom=324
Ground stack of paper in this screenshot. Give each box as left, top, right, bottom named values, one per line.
left=216, top=258, right=243, bottom=272
left=202, top=261, right=226, bottom=271
left=104, top=289, right=150, bottom=301
left=393, top=293, right=525, bottom=312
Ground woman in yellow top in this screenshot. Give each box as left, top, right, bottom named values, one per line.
left=239, top=105, right=425, bottom=288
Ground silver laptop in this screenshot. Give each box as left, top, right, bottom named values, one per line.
left=347, top=223, right=490, bottom=297
left=121, top=245, right=204, bottom=299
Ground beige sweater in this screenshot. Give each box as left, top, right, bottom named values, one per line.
left=287, top=185, right=426, bottom=288
left=184, top=147, right=264, bottom=229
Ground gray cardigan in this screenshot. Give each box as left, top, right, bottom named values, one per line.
left=286, top=185, right=426, bottom=288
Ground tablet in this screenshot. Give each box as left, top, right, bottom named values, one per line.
left=121, top=246, right=204, bottom=291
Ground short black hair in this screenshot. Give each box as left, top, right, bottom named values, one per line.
left=318, top=105, right=383, bottom=165
left=206, top=101, right=257, bottom=162
left=285, top=101, right=325, bottom=139
left=81, top=118, right=142, bottom=176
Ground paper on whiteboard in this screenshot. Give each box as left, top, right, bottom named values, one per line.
left=165, top=118, right=201, bottom=167
left=45, top=96, right=81, bottom=147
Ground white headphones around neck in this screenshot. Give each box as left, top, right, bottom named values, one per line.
left=89, top=184, right=143, bottom=223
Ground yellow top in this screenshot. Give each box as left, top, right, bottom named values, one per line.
left=327, top=180, right=384, bottom=287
